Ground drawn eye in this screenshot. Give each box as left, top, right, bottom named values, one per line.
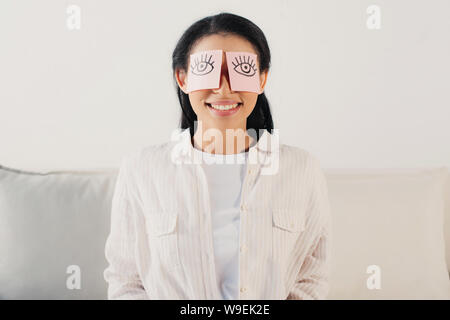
left=232, top=55, right=257, bottom=77
left=190, top=53, right=215, bottom=76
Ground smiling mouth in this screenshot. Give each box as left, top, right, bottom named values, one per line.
left=205, top=102, right=243, bottom=111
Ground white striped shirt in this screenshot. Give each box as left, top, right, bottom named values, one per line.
left=103, top=128, right=332, bottom=299
left=193, top=147, right=248, bottom=300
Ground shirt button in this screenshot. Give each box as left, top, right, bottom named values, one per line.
left=240, top=244, right=247, bottom=253
left=240, top=287, right=247, bottom=293
left=247, top=168, right=252, bottom=174
left=240, top=204, right=247, bottom=212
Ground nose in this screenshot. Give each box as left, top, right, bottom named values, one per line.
left=212, top=55, right=234, bottom=94
left=214, top=73, right=233, bottom=94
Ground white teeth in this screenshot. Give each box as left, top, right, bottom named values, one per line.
left=209, top=103, right=240, bottom=110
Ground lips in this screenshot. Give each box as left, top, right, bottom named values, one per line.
left=205, top=100, right=242, bottom=105
left=205, top=102, right=243, bottom=109
left=205, top=101, right=242, bottom=117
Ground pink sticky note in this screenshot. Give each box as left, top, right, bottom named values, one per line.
left=226, top=51, right=261, bottom=94
left=186, top=50, right=223, bottom=93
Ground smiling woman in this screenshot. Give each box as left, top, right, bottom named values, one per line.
left=172, top=13, right=273, bottom=155
left=103, top=12, right=332, bottom=301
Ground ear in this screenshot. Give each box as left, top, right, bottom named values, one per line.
left=258, top=69, right=269, bottom=94
left=175, top=68, right=188, bottom=94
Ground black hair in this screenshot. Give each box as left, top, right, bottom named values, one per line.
left=171, top=12, right=273, bottom=140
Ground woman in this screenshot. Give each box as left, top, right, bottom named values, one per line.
left=104, top=12, right=332, bottom=300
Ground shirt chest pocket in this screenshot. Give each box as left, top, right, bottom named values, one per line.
left=145, top=212, right=182, bottom=271
left=272, top=209, right=306, bottom=261
left=272, top=209, right=305, bottom=233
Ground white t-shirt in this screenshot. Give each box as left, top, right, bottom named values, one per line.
left=192, top=147, right=248, bottom=300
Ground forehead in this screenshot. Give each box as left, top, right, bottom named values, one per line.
left=190, top=34, right=257, bottom=56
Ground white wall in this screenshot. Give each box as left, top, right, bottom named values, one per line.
left=0, top=0, right=449, bottom=171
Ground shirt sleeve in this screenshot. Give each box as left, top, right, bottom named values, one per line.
left=286, top=154, right=332, bottom=300
left=103, top=154, right=149, bottom=300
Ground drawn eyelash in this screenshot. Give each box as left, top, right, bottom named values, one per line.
left=232, top=55, right=257, bottom=77
left=190, top=53, right=215, bottom=76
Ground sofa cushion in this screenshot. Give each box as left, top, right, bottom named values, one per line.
left=325, top=167, right=450, bottom=299
left=0, top=164, right=117, bottom=299
left=444, top=171, right=450, bottom=273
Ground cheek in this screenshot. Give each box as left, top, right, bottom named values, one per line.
left=188, top=93, right=207, bottom=114
left=242, top=94, right=259, bottom=115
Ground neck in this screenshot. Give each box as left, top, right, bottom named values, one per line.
left=191, top=127, right=254, bottom=155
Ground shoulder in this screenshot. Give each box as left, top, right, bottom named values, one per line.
left=276, top=143, right=328, bottom=197
left=281, top=145, right=330, bottom=207
left=115, top=141, right=175, bottom=194
left=278, top=143, right=324, bottom=174
left=121, top=140, right=174, bottom=167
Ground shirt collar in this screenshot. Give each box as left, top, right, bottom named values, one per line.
left=170, top=127, right=279, bottom=165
